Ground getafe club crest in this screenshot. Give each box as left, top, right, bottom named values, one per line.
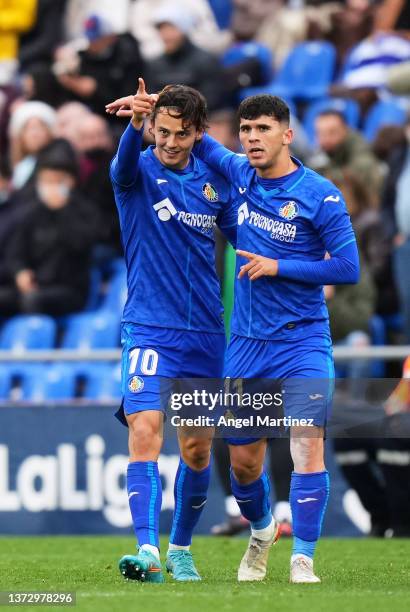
left=128, top=376, right=144, bottom=393
left=202, top=183, right=219, bottom=202
left=279, top=201, right=299, bottom=220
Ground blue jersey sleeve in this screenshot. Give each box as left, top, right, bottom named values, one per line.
left=277, top=190, right=359, bottom=285
left=194, top=133, right=247, bottom=185
left=216, top=187, right=238, bottom=247
left=277, top=241, right=360, bottom=285
left=110, top=122, right=143, bottom=188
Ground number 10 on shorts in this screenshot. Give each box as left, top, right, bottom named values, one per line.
left=128, top=348, right=159, bottom=376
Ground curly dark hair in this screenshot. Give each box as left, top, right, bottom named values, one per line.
left=151, top=84, right=209, bottom=131
left=238, top=95, right=290, bottom=125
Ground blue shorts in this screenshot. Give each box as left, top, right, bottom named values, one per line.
left=224, top=333, right=334, bottom=444
left=115, top=323, right=225, bottom=426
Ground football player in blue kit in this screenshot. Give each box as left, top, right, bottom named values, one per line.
left=194, top=95, right=359, bottom=584
left=106, top=80, right=237, bottom=583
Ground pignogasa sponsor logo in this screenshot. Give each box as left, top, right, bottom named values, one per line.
left=202, top=183, right=219, bottom=202
left=128, top=376, right=144, bottom=393
left=279, top=201, right=299, bottom=221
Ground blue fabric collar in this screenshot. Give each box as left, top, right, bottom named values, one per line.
left=256, top=157, right=306, bottom=198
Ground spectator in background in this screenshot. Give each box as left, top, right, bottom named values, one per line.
left=21, top=63, right=68, bottom=108
left=0, top=139, right=97, bottom=317
left=311, top=110, right=382, bottom=207
left=146, top=6, right=224, bottom=111
left=19, top=0, right=67, bottom=74
left=330, top=33, right=410, bottom=119
left=54, top=101, right=91, bottom=149
left=381, top=116, right=410, bottom=342
left=76, top=114, right=122, bottom=261
left=327, top=168, right=395, bottom=318
left=0, top=0, right=37, bottom=86
left=373, top=0, right=410, bottom=33
left=373, top=125, right=407, bottom=165
left=64, top=0, right=131, bottom=41
left=333, top=356, right=410, bottom=538
left=325, top=269, right=375, bottom=389
left=328, top=0, right=374, bottom=70
left=54, top=14, right=144, bottom=121
left=322, top=170, right=377, bottom=389
left=0, top=158, right=34, bottom=301
left=8, top=100, right=56, bottom=190
left=207, top=109, right=239, bottom=153
left=129, top=0, right=228, bottom=60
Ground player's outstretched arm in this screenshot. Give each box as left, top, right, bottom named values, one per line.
left=236, top=190, right=360, bottom=285
left=109, top=78, right=158, bottom=187
left=237, top=241, right=360, bottom=285
left=194, top=133, right=247, bottom=186
left=276, top=241, right=360, bottom=285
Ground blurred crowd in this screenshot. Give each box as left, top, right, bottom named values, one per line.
left=1, top=0, right=410, bottom=540
left=0, top=0, right=409, bottom=348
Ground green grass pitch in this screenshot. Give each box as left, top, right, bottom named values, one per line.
left=0, top=536, right=409, bottom=611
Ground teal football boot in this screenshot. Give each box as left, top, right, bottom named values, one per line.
left=119, top=548, right=165, bottom=583
left=165, top=550, right=201, bottom=582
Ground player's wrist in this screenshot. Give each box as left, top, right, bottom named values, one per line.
left=131, top=116, right=144, bottom=131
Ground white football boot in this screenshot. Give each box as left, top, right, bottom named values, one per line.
left=290, top=554, right=321, bottom=583
left=237, top=519, right=280, bottom=581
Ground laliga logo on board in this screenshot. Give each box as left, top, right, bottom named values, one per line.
left=202, top=183, right=219, bottom=202
left=0, top=436, right=179, bottom=527
left=279, top=201, right=299, bottom=221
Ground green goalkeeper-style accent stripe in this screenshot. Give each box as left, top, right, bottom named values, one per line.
left=222, top=243, right=236, bottom=340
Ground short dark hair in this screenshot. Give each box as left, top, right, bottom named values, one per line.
left=317, top=109, right=347, bottom=124
left=238, top=95, right=290, bottom=125
left=152, top=84, right=208, bottom=131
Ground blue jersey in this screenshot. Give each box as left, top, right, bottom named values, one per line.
left=110, top=124, right=237, bottom=333
left=195, top=135, right=359, bottom=341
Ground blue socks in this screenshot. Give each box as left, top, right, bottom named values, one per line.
left=170, top=459, right=211, bottom=546
left=127, top=461, right=162, bottom=549
left=230, top=468, right=273, bottom=529
left=290, top=470, right=330, bottom=559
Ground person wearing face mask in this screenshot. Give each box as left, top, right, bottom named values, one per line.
left=76, top=114, right=122, bottom=262
left=381, top=117, right=410, bottom=343
left=0, top=139, right=98, bottom=316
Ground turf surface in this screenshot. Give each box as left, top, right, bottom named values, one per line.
left=0, top=536, right=409, bottom=611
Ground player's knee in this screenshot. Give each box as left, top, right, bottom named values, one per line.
left=230, top=452, right=262, bottom=484
left=128, top=414, right=163, bottom=459
left=290, top=435, right=324, bottom=473
left=180, top=438, right=211, bottom=470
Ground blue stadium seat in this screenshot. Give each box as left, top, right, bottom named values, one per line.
left=368, top=315, right=386, bottom=377
left=20, top=363, right=77, bottom=401
left=363, top=99, right=408, bottom=142
left=272, top=41, right=336, bottom=101
left=84, top=267, right=103, bottom=311
left=106, top=257, right=126, bottom=278
left=101, top=269, right=127, bottom=316
left=83, top=363, right=122, bottom=401
left=0, top=366, right=12, bottom=400
left=303, top=98, right=361, bottom=144
left=222, top=42, right=274, bottom=84
left=61, top=312, right=120, bottom=349
left=382, top=312, right=403, bottom=333
left=0, top=315, right=57, bottom=350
